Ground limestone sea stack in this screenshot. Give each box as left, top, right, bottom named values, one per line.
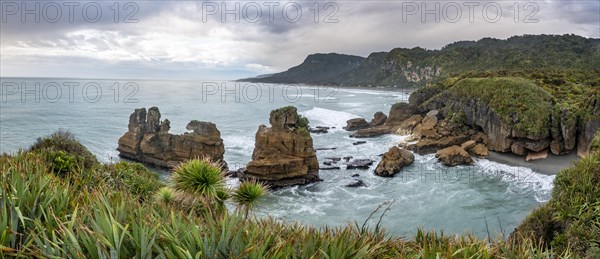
left=241, top=106, right=320, bottom=188
left=117, top=107, right=226, bottom=169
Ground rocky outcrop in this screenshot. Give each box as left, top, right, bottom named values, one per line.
left=117, top=107, right=226, bottom=169
left=344, top=118, right=370, bottom=131
left=385, top=103, right=415, bottom=126
left=374, top=146, right=414, bottom=177
left=435, top=146, right=474, bottom=166
left=369, top=112, right=388, bottom=126
left=350, top=126, right=391, bottom=138
left=241, top=106, right=320, bottom=188
left=470, top=144, right=489, bottom=158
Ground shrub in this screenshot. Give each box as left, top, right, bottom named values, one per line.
left=98, top=162, right=164, bottom=202
left=30, top=130, right=98, bottom=169
left=171, top=158, right=225, bottom=201
left=46, top=150, right=77, bottom=175
left=155, top=187, right=174, bottom=204
left=232, top=181, right=267, bottom=218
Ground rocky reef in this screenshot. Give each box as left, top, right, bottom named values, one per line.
left=241, top=106, right=320, bottom=188
left=117, top=107, right=226, bottom=169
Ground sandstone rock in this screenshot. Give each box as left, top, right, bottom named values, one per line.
left=350, top=126, right=391, bottom=138
left=461, top=140, right=477, bottom=150
left=369, top=112, right=388, bottom=127
left=420, top=128, right=439, bottom=139
left=470, top=132, right=489, bottom=145
left=435, top=146, right=474, bottom=167
left=511, top=141, right=527, bottom=156
left=117, top=107, right=226, bottom=169
left=407, top=135, right=470, bottom=155
left=395, top=115, right=423, bottom=135
left=385, top=102, right=415, bottom=126
left=421, top=115, right=438, bottom=130
left=344, top=118, right=370, bottom=131
left=526, top=149, right=549, bottom=161
left=469, top=144, right=489, bottom=158
left=242, top=106, right=320, bottom=188
left=374, top=146, right=415, bottom=177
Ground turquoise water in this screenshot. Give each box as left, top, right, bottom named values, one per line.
left=0, top=78, right=553, bottom=238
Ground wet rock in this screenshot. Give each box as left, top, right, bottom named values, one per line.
left=344, top=118, right=370, bottom=131
left=350, top=126, right=391, bottom=138
left=309, top=127, right=329, bottom=134
left=343, top=156, right=353, bottom=162
left=374, top=146, right=415, bottom=177
left=353, top=141, right=367, bottom=145
left=346, top=159, right=374, bottom=170
left=225, top=168, right=244, bottom=178
left=435, top=145, right=474, bottom=167
left=345, top=179, right=367, bottom=188
left=320, top=166, right=341, bottom=170
left=325, top=157, right=341, bottom=163
left=315, top=147, right=337, bottom=151
left=351, top=174, right=360, bottom=177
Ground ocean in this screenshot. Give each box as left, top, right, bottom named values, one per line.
left=0, top=78, right=554, bottom=237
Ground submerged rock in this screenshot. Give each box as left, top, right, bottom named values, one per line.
left=117, top=107, right=226, bottom=169
left=345, top=159, right=374, bottom=170
left=353, top=141, right=367, bottom=145
left=345, top=179, right=367, bottom=188
left=241, top=106, right=320, bottom=188
left=374, top=146, right=414, bottom=177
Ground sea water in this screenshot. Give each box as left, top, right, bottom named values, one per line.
left=0, top=78, right=554, bottom=238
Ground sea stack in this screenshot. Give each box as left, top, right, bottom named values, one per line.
left=241, top=106, right=320, bottom=188
left=117, top=107, right=226, bottom=169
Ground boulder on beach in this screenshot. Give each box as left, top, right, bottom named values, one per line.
left=435, top=145, right=474, bottom=167
left=374, top=146, right=415, bottom=177
left=470, top=143, right=489, bottom=158
left=241, top=106, right=320, bottom=188
left=117, top=107, right=226, bottom=169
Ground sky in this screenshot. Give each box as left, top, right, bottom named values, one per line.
left=1, top=0, right=599, bottom=80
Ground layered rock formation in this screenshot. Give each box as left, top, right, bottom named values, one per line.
left=346, top=111, right=392, bottom=138
left=435, top=146, right=474, bottom=167
left=241, top=106, right=320, bottom=188
left=117, top=107, right=226, bottom=169
left=374, top=146, right=414, bottom=177
left=388, top=78, right=600, bottom=159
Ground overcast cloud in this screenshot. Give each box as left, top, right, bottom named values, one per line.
left=1, top=0, right=599, bottom=80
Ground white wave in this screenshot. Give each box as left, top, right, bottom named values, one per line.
left=476, top=159, right=555, bottom=202
left=300, top=106, right=361, bottom=130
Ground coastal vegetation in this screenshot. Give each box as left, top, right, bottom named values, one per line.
left=2, top=131, right=598, bottom=257
left=242, top=34, right=600, bottom=87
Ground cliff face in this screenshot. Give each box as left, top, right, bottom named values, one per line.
left=117, top=107, right=226, bottom=169
left=399, top=78, right=600, bottom=157
left=242, top=106, right=320, bottom=188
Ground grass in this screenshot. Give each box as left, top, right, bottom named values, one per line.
left=512, top=149, right=600, bottom=257
left=1, top=132, right=597, bottom=257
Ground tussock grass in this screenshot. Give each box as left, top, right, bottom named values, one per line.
left=1, top=135, right=595, bottom=257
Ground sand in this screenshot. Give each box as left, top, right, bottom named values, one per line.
left=487, top=151, right=580, bottom=176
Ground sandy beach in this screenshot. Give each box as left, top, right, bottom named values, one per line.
left=487, top=151, right=580, bottom=176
